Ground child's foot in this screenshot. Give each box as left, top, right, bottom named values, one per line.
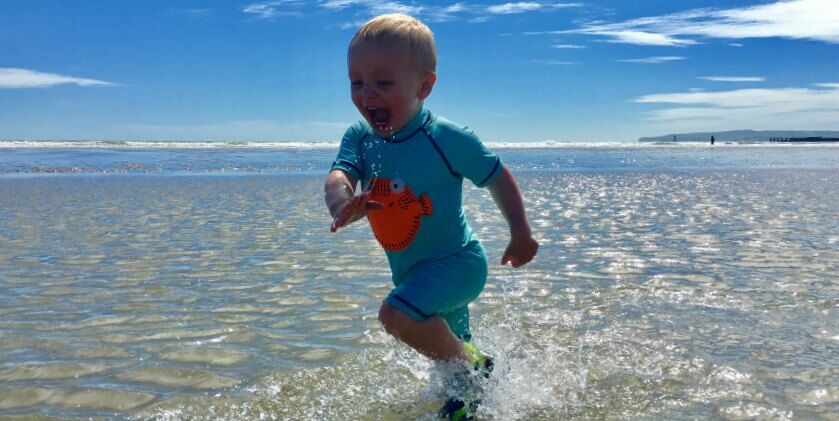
left=465, top=342, right=494, bottom=379
left=438, top=343, right=494, bottom=420
left=439, top=396, right=478, bottom=420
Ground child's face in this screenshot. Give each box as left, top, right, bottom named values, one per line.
left=348, top=41, right=435, bottom=137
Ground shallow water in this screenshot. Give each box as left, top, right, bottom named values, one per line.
left=0, top=146, right=837, bottom=419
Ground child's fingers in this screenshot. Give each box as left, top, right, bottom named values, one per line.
left=515, top=253, right=532, bottom=267
left=503, top=244, right=537, bottom=267
left=331, top=206, right=353, bottom=231
left=366, top=200, right=384, bottom=210
left=501, top=250, right=511, bottom=266
left=501, top=237, right=538, bottom=267
left=353, top=195, right=383, bottom=214
left=330, top=199, right=356, bottom=232
left=331, top=196, right=382, bottom=232
left=357, top=193, right=383, bottom=210
left=331, top=214, right=346, bottom=232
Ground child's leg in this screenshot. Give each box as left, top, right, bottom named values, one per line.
left=379, top=302, right=471, bottom=362
left=381, top=241, right=488, bottom=363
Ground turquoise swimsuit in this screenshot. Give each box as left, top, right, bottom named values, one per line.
left=331, top=107, right=502, bottom=341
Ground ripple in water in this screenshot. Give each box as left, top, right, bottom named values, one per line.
left=0, top=170, right=836, bottom=419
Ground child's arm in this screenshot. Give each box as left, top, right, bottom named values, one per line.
left=324, top=169, right=382, bottom=232
left=488, top=165, right=538, bottom=267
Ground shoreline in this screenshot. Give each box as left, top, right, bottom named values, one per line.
left=3, top=140, right=839, bottom=150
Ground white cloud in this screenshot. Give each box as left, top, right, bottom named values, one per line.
left=729, top=43, right=744, bottom=47
left=246, top=1, right=579, bottom=24
left=486, top=2, right=581, bottom=15
left=526, top=30, right=696, bottom=46
left=428, top=3, right=471, bottom=21
left=328, top=1, right=464, bottom=24
left=242, top=0, right=305, bottom=20
left=619, top=56, right=686, bottom=64
left=567, top=0, right=839, bottom=45
left=523, top=29, right=560, bottom=35
left=371, top=1, right=425, bottom=16
left=487, top=2, right=543, bottom=14
left=340, top=19, right=369, bottom=30
left=0, top=68, right=117, bottom=89
left=603, top=30, right=697, bottom=46
left=698, top=76, right=765, bottom=82
left=320, top=0, right=367, bottom=10
left=429, top=1, right=582, bottom=22
left=553, top=43, right=585, bottom=48
left=704, top=0, right=839, bottom=42
left=445, top=3, right=466, bottom=13
left=633, top=83, right=839, bottom=130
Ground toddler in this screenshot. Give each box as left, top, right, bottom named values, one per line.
left=324, top=13, right=538, bottom=419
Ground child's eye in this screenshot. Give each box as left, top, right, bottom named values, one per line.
left=350, top=81, right=362, bottom=88
left=377, top=81, right=393, bottom=87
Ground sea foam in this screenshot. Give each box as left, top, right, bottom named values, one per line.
left=2, top=139, right=837, bottom=150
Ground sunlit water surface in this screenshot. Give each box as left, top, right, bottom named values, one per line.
left=0, top=146, right=837, bottom=420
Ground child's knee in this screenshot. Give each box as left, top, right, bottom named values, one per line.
left=379, top=302, right=432, bottom=336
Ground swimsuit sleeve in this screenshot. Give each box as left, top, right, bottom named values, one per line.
left=330, top=122, right=366, bottom=181
left=443, top=126, right=503, bottom=188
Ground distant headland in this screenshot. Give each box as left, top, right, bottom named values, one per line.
left=639, top=130, right=839, bottom=143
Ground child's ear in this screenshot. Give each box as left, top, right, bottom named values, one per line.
left=418, top=72, right=436, bottom=100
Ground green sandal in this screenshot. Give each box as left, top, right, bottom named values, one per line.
left=438, top=344, right=494, bottom=420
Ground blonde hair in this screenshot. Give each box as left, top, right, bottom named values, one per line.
left=349, top=14, right=437, bottom=74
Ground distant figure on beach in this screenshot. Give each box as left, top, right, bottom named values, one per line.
left=324, top=13, right=538, bottom=419
left=711, top=135, right=715, bottom=145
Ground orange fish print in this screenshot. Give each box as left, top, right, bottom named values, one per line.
left=366, top=177, right=433, bottom=251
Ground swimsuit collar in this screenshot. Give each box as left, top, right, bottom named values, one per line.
left=377, top=107, right=430, bottom=143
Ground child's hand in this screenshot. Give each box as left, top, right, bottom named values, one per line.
left=330, top=193, right=384, bottom=232
left=501, top=234, right=539, bottom=268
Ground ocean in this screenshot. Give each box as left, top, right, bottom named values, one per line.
left=0, top=142, right=837, bottom=419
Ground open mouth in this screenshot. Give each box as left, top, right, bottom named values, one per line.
left=366, top=107, right=391, bottom=131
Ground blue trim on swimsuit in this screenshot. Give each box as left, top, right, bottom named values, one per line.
left=478, top=156, right=501, bottom=186
left=391, top=294, right=430, bottom=320
left=424, top=128, right=461, bottom=179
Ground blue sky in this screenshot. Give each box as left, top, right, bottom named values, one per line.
left=1, top=0, right=837, bottom=142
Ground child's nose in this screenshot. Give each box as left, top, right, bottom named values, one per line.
left=361, top=86, right=377, bottom=101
